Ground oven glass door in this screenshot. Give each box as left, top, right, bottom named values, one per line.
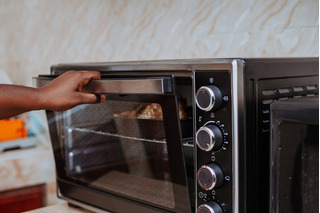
left=276, top=122, right=318, bottom=213
left=270, top=97, right=319, bottom=213
left=38, top=76, right=192, bottom=213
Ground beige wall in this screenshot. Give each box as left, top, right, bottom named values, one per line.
left=0, top=0, right=319, bottom=86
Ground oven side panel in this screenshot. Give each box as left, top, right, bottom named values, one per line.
left=243, top=58, right=319, bottom=213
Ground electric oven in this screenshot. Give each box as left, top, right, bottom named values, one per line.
left=34, top=58, right=318, bottom=213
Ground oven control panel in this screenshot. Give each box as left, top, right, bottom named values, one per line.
left=194, top=71, right=232, bottom=213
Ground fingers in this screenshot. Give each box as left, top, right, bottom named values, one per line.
left=77, top=93, right=106, bottom=105
left=75, top=71, right=106, bottom=104
left=94, top=94, right=101, bottom=103
left=70, top=71, right=106, bottom=105
left=77, top=71, right=101, bottom=81
left=98, top=94, right=106, bottom=103
left=67, top=70, right=100, bottom=92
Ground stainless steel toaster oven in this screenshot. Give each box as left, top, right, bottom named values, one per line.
left=34, top=58, right=318, bottom=213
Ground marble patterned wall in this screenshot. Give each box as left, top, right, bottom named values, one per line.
left=0, top=0, right=318, bottom=86
left=0, top=0, right=318, bottom=207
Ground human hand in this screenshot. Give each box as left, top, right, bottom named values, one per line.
left=38, top=70, right=106, bottom=111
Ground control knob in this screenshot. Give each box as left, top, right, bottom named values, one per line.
left=196, top=124, right=223, bottom=151
left=197, top=201, right=223, bottom=213
left=196, top=85, right=223, bottom=111
left=197, top=163, right=224, bottom=190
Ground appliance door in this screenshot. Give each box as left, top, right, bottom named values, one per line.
left=270, top=97, right=319, bottom=213
left=34, top=76, right=192, bottom=213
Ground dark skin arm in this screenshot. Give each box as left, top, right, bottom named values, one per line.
left=0, top=70, right=106, bottom=119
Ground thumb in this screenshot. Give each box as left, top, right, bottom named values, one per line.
left=77, top=93, right=106, bottom=104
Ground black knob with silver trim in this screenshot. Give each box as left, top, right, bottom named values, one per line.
left=197, top=163, right=224, bottom=190
left=197, top=201, right=223, bottom=213
left=196, top=85, right=222, bottom=111
left=196, top=124, right=223, bottom=151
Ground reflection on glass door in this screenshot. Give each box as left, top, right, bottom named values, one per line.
left=56, top=101, right=176, bottom=208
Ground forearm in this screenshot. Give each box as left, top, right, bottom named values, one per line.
left=0, top=71, right=105, bottom=120
left=0, top=84, right=44, bottom=119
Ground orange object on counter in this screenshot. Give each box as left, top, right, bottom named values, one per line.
left=0, top=118, right=28, bottom=142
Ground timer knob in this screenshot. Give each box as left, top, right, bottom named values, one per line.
left=197, top=163, right=224, bottom=190
left=197, top=201, right=223, bottom=213
left=196, top=124, right=223, bottom=151
left=196, top=85, right=222, bottom=111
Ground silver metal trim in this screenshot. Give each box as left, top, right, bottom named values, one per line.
left=195, top=86, right=216, bottom=111
left=82, top=78, right=172, bottom=94
left=33, top=77, right=173, bottom=94
left=196, top=126, right=215, bottom=151
left=231, top=60, right=239, bottom=213
left=231, top=59, right=245, bottom=213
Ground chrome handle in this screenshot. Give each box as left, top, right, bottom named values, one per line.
left=82, top=78, right=172, bottom=94
left=33, top=77, right=173, bottom=94
left=32, top=77, right=52, bottom=88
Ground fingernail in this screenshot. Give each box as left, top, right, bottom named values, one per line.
left=95, top=94, right=101, bottom=103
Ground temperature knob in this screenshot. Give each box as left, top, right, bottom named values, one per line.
left=196, top=85, right=222, bottom=111
left=197, top=201, right=223, bottom=213
left=197, top=163, right=224, bottom=190
left=196, top=124, right=223, bottom=151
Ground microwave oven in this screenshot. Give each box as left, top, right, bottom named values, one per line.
left=34, top=58, right=318, bottom=213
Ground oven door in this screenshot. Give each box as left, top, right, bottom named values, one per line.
left=34, top=76, right=192, bottom=213
left=270, top=96, right=319, bottom=213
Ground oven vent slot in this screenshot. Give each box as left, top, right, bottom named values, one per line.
left=278, top=88, right=290, bottom=94
left=293, top=86, right=304, bottom=92
left=307, top=85, right=317, bottom=91
left=260, top=83, right=319, bottom=133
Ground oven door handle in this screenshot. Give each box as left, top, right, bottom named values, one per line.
left=33, top=77, right=173, bottom=94
left=83, top=77, right=174, bottom=94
